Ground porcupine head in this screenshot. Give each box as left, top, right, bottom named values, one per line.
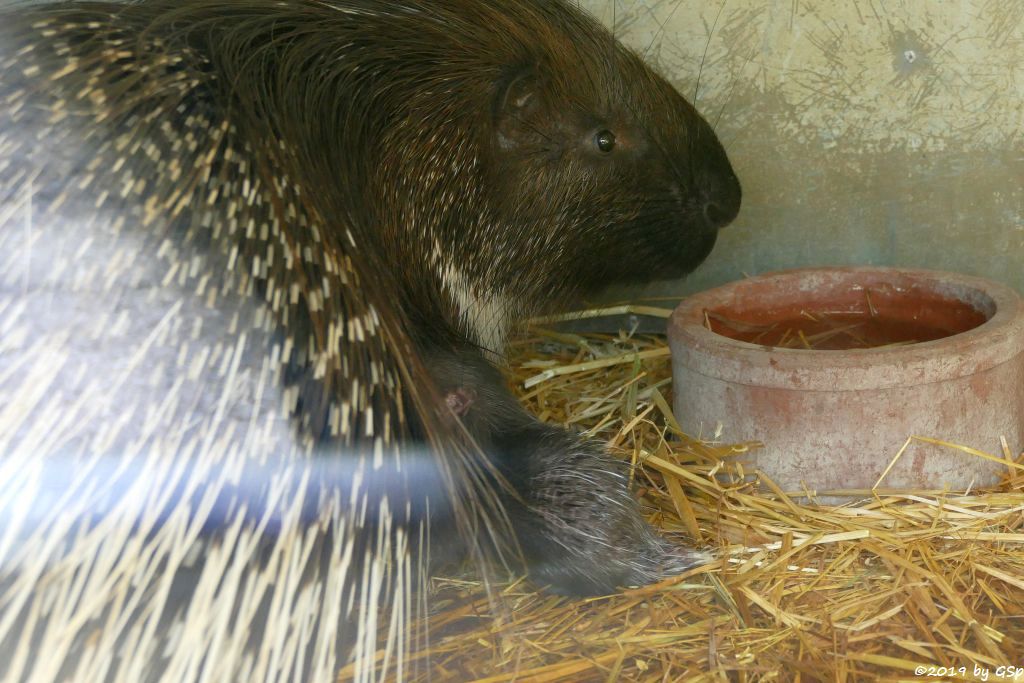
left=368, top=0, right=742, bottom=353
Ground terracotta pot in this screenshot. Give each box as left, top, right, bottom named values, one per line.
left=668, top=267, right=1024, bottom=497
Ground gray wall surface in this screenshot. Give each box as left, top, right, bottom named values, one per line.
left=579, top=0, right=1024, bottom=303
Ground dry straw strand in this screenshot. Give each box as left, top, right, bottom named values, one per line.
left=341, top=321, right=1024, bottom=682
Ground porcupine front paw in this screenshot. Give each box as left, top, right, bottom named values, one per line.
left=422, top=344, right=705, bottom=595
left=498, top=423, right=708, bottom=596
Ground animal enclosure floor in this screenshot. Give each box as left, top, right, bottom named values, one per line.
left=338, top=322, right=1024, bottom=682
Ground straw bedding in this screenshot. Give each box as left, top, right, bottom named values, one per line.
left=340, top=310, right=1024, bottom=682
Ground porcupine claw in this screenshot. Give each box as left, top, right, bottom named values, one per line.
left=623, top=529, right=713, bottom=589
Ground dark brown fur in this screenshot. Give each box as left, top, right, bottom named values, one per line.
left=0, top=0, right=739, bottom=679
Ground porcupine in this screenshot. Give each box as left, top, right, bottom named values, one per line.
left=0, top=0, right=741, bottom=680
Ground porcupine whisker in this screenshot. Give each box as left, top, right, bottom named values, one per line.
left=713, top=46, right=757, bottom=135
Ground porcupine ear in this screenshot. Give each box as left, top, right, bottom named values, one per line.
left=494, top=66, right=543, bottom=150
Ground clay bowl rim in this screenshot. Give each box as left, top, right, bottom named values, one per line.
left=669, top=266, right=1024, bottom=391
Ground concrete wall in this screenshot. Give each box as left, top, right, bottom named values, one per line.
left=580, top=0, right=1024, bottom=301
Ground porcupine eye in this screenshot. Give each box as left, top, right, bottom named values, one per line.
left=594, top=129, right=616, bottom=153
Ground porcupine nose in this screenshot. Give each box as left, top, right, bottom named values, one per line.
left=702, top=167, right=742, bottom=230
left=703, top=200, right=732, bottom=229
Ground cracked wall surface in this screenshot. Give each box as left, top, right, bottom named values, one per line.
left=580, top=0, right=1024, bottom=299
